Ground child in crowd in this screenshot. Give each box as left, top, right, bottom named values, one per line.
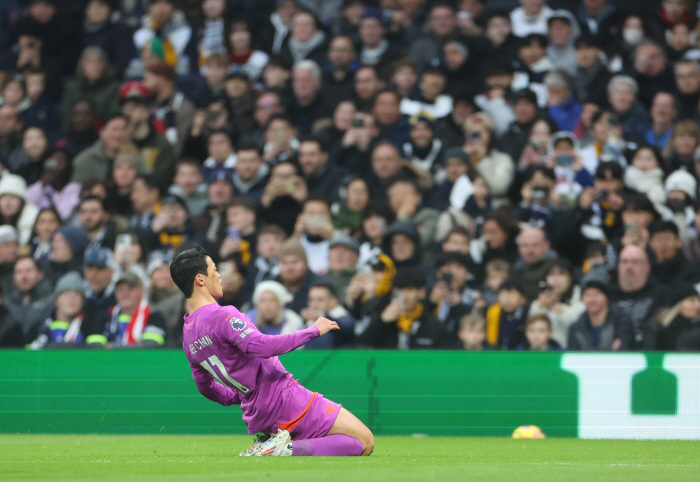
left=480, top=258, right=510, bottom=307
left=517, top=314, right=563, bottom=351
left=485, top=278, right=529, bottom=350
left=457, top=313, right=493, bottom=350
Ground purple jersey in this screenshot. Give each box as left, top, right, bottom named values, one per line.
left=182, top=303, right=320, bottom=434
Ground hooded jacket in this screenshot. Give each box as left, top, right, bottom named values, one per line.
left=567, top=305, right=634, bottom=351
left=381, top=221, right=423, bottom=270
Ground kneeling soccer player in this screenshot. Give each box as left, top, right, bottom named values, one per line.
left=171, top=245, right=374, bottom=456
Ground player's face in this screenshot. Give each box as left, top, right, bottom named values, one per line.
left=205, top=256, right=223, bottom=298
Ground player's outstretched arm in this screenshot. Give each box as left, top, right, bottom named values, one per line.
left=242, top=317, right=339, bottom=358
left=191, top=361, right=242, bottom=406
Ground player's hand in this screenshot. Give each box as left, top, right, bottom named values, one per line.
left=313, top=316, right=339, bottom=336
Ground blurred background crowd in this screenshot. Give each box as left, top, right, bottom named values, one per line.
left=0, top=0, right=700, bottom=352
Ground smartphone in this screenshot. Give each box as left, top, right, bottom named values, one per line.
left=596, top=190, right=609, bottom=202
left=392, top=291, right=405, bottom=304
left=116, top=234, right=132, bottom=252
left=352, top=118, right=364, bottom=128
left=306, top=216, right=326, bottom=227
left=555, top=155, right=574, bottom=166
left=608, top=113, right=619, bottom=126
left=226, top=226, right=240, bottom=241
left=442, top=272, right=453, bottom=287
left=284, top=179, right=296, bottom=191
left=625, top=222, right=638, bottom=238
left=470, top=131, right=481, bottom=143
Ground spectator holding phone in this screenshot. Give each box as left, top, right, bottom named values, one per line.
left=260, top=162, right=308, bottom=236
left=545, top=131, right=593, bottom=207
left=293, top=196, right=335, bottom=275
left=219, top=197, right=257, bottom=264
left=357, top=267, right=448, bottom=350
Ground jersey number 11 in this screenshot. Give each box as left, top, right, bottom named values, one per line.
left=200, top=354, right=250, bottom=393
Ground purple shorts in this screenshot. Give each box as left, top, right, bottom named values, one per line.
left=265, top=380, right=342, bottom=440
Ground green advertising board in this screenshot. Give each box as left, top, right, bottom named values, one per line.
left=1, top=350, right=698, bottom=439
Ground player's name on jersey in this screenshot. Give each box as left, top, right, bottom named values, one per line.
left=189, top=335, right=213, bottom=355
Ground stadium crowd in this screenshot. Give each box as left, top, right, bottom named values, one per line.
left=0, top=0, right=700, bottom=352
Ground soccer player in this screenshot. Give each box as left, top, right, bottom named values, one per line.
left=170, top=245, right=374, bottom=456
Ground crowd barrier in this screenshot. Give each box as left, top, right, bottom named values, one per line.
left=1, top=350, right=699, bottom=439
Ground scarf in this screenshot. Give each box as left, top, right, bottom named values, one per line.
left=111, top=298, right=151, bottom=345
left=360, top=39, right=388, bottom=66
left=288, top=31, right=325, bottom=62
left=397, top=303, right=423, bottom=334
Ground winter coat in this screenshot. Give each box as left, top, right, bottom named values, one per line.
left=567, top=306, right=634, bottom=351
left=60, top=76, right=121, bottom=131
left=474, top=149, right=515, bottom=205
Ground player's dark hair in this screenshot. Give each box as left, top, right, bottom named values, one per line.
left=170, top=245, right=210, bottom=298
left=310, top=280, right=338, bottom=299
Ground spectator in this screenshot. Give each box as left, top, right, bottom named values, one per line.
left=239, top=90, right=286, bottom=148
left=479, top=258, right=511, bottom=308
left=430, top=147, right=473, bottom=213
left=79, top=195, right=116, bottom=252
left=279, top=10, right=327, bottom=67
left=544, top=70, right=581, bottom=133
left=400, top=68, right=453, bottom=119
left=632, top=40, right=675, bottom=109
left=357, top=8, right=404, bottom=71
left=463, top=112, right=515, bottom=206
left=623, top=146, right=667, bottom=217
left=644, top=91, right=676, bottom=149
left=473, top=208, right=521, bottom=266
left=132, top=0, right=194, bottom=76
left=0, top=173, right=39, bottom=246
left=227, top=19, right=269, bottom=83
left=218, top=253, right=250, bottom=310
left=55, top=100, right=99, bottom=159
left=649, top=221, right=700, bottom=287
left=332, top=175, right=369, bottom=236
left=546, top=10, right=579, bottom=76
left=180, top=98, right=232, bottom=161
left=29, top=271, right=86, bottom=349
left=402, top=115, right=445, bottom=182
left=510, top=0, right=553, bottom=37
left=357, top=267, right=448, bottom=349
left=656, top=284, right=700, bottom=351
left=246, top=224, right=285, bottom=288
left=0, top=105, right=24, bottom=168
left=262, top=115, right=299, bottom=165
left=0, top=225, right=19, bottom=295
left=301, top=281, right=356, bottom=348
left=25, top=148, right=81, bottom=221
left=606, top=75, right=650, bottom=139
left=511, top=33, right=552, bottom=105
left=82, top=246, right=117, bottom=341
left=578, top=161, right=627, bottom=244
left=91, top=270, right=167, bottom=347
left=326, top=234, right=359, bottom=301
left=373, top=90, right=410, bottom=149
left=528, top=258, right=585, bottom=347
left=0, top=282, right=23, bottom=347
left=81, top=0, right=134, bottom=77
left=129, top=173, right=164, bottom=232
left=482, top=10, right=519, bottom=72
left=147, top=251, right=184, bottom=346
left=7, top=126, right=49, bottom=184
left=381, top=220, right=425, bottom=271
left=72, top=115, right=133, bottom=184
left=485, top=278, right=530, bottom=349
left=286, top=60, right=328, bottom=136
left=275, top=237, right=320, bottom=314
left=568, top=271, right=633, bottom=351
left=323, top=36, right=358, bottom=108
left=121, top=91, right=176, bottom=183
left=573, top=34, right=611, bottom=106
left=41, top=225, right=89, bottom=285
left=408, top=3, right=462, bottom=70
left=429, top=252, right=481, bottom=338
left=113, top=229, right=149, bottom=280
left=455, top=311, right=490, bottom=351
left=149, top=194, right=205, bottom=252
left=673, top=59, right=700, bottom=120
left=169, top=159, right=208, bottom=216
left=190, top=174, right=233, bottom=245
left=106, top=151, right=143, bottom=217
left=611, top=245, right=676, bottom=350
left=246, top=280, right=303, bottom=335
left=60, top=46, right=120, bottom=131
left=665, top=120, right=700, bottom=173
left=512, top=226, right=557, bottom=302
left=143, top=60, right=196, bottom=158
left=500, top=89, right=540, bottom=164
left=357, top=200, right=394, bottom=268
left=259, top=161, right=307, bottom=235
left=299, top=136, right=348, bottom=202
left=27, top=207, right=59, bottom=261
left=387, top=178, right=439, bottom=252
left=517, top=314, right=562, bottom=350
left=4, top=255, right=52, bottom=343
left=293, top=196, right=334, bottom=275
left=219, top=197, right=258, bottom=263
left=353, top=65, right=384, bottom=113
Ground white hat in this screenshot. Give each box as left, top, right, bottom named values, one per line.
left=665, top=170, right=697, bottom=200
left=0, top=173, right=27, bottom=201
left=0, top=225, right=19, bottom=245
left=252, top=280, right=293, bottom=306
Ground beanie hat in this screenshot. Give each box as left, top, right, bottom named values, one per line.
left=580, top=265, right=610, bottom=298
left=665, top=170, right=697, bottom=200
left=53, top=271, right=85, bottom=298
left=252, top=280, right=293, bottom=306
left=146, top=250, right=173, bottom=278
left=278, top=238, right=308, bottom=265
left=0, top=225, right=19, bottom=246
left=0, top=173, right=27, bottom=201
left=57, top=226, right=89, bottom=257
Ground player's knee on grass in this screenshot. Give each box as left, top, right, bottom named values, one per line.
left=360, top=429, right=374, bottom=456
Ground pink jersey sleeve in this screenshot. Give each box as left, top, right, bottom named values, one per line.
left=190, top=359, right=241, bottom=406
left=222, top=310, right=320, bottom=358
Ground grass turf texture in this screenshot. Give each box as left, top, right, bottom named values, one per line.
left=1, top=435, right=699, bottom=482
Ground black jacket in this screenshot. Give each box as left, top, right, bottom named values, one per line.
left=651, top=250, right=700, bottom=288
left=567, top=306, right=634, bottom=351
left=357, top=305, right=449, bottom=349
left=304, top=162, right=349, bottom=203
left=609, top=278, right=676, bottom=350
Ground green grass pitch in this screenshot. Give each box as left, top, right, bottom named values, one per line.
left=1, top=435, right=699, bottom=482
